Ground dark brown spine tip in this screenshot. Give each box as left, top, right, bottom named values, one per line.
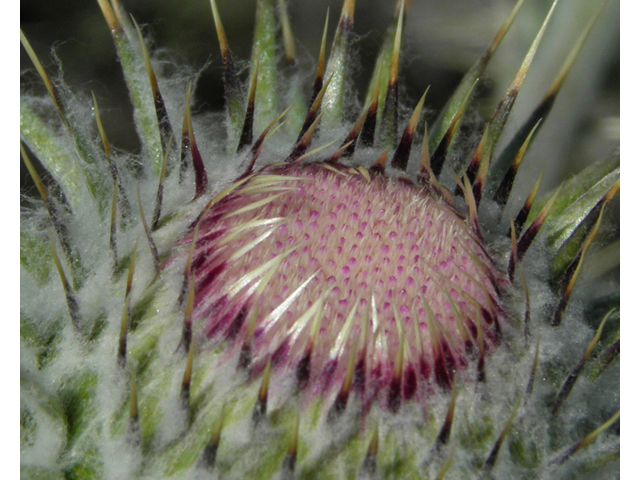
left=281, top=452, right=297, bottom=479
left=225, top=306, right=248, bottom=341
left=494, top=164, right=518, bottom=207
left=339, top=107, right=369, bottom=159
left=128, top=377, right=140, bottom=441
left=429, top=132, right=450, bottom=179
left=152, top=135, right=172, bottom=231
left=136, top=184, right=160, bottom=274
left=237, top=64, right=259, bottom=153
left=552, top=364, right=581, bottom=415
left=117, top=333, right=127, bottom=368
left=513, top=199, right=533, bottom=240
left=190, top=125, right=208, bottom=199
left=436, top=392, right=456, bottom=448
left=237, top=341, right=252, bottom=370
left=477, top=350, right=486, bottom=383
left=252, top=393, right=267, bottom=426
left=287, top=113, right=323, bottom=163
left=387, top=374, right=402, bottom=413
left=594, top=339, right=620, bottom=378
left=199, top=413, right=224, bottom=471
left=390, top=128, right=414, bottom=171
left=370, top=148, right=390, bottom=175
left=330, top=389, right=350, bottom=420
left=180, top=121, right=190, bottom=182
left=359, top=101, right=378, bottom=147
left=403, top=364, right=417, bottom=400
left=483, top=403, right=519, bottom=474
left=360, top=429, right=379, bottom=475
left=380, top=82, right=399, bottom=146
left=199, top=439, right=219, bottom=471
left=434, top=354, right=453, bottom=390
left=296, top=347, right=312, bottom=390
left=253, top=359, right=271, bottom=425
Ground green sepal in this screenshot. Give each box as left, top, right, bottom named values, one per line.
left=251, top=0, right=279, bottom=134
left=107, top=6, right=164, bottom=176
left=322, top=4, right=354, bottom=126
left=20, top=100, right=95, bottom=216
left=532, top=150, right=619, bottom=276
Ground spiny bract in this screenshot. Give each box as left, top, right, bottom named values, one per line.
left=20, top=1, right=620, bottom=479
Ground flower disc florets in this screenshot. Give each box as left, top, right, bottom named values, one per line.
left=184, top=163, right=503, bottom=413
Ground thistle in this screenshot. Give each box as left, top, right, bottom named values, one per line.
left=20, top=1, right=620, bottom=479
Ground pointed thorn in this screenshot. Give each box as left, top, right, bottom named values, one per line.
left=110, top=179, right=119, bottom=271
left=483, top=398, right=521, bottom=472
left=390, top=87, right=429, bottom=171
left=460, top=128, right=489, bottom=195
left=129, top=374, right=140, bottom=438
left=200, top=409, right=224, bottom=470
left=516, top=188, right=560, bottom=262
left=370, top=148, right=390, bottom=175
left=494, top=119, right=542, bottom=206
left=181, top=338, right=195, bottom=411
left=252, top=356, right=271, bottom=425
left=360, top=69, right=382, bottom=147
left=132, top=17, right=174, bottom=155
left=118, top=244, right=137, bottom=367
left=209, top=0, right=243, bottom=122
left=242, top=108, right=290, bottom=178
left=338, top=106, right=369, bottom=159
left=436, top=381, right=457, bottom=447
left=277, top=0, right=296, bottom=64
left=296, top=73, right=334, bottom=144
left=324, top=140, right=354, bottom=164
left=309, top=9, right=330, bottom=107
left=525, top=339, right=541, bottom=403
left=238, top=310, right=258, bottom=370
left=237, top=61, right=260, bottom=153
left=380, top=0, right=405, bottom=147
left=471, top=0, right=559, bottom=192
left=281, top=415, right=299, bottom=477
left=476, top=316, right=486, bottom=383
left=360, top=426, right=379, bottom=475
left=552, top=309, right=614, bottom=415
left=517, top=263, right=532, bottom=343
left=430, top=80, right=477, bottom=179
left=512, top=171, right=543, bottom=238
left=152, top=134, right=173, bottom=230
left=184, top=99, right=208, bottom=199
left=508, top=216, right=517, bottom=282
left=459, top=173, right=482, bottom=239
left=136, top=183, right=160, bottom=274
left=418, top=124, right=436, bottom=185
left=287, top=112, right=324, bottom=163
left=182, top=275, right=195, bottom=353
left=20, top=30, right=63, bottom=113
left=547, top=411, right=620, bottom=470
left=49, top=233, right=82, bottom=332
left=428, top=0, right=525, bottom=150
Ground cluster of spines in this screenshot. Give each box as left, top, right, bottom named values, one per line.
left=19, top=0, right=620, bottom=478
